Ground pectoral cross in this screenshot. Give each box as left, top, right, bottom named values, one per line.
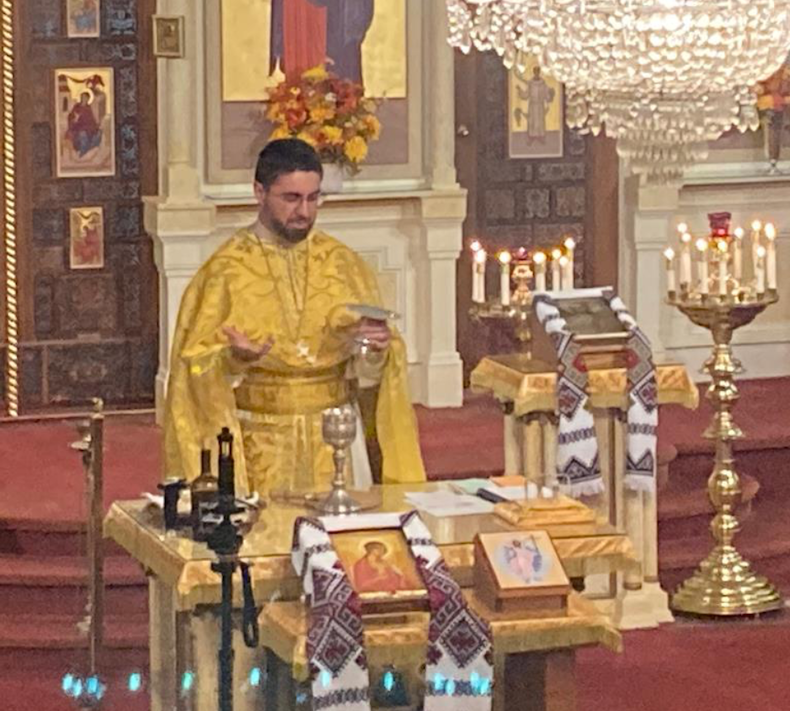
left=296, top=340, right=316, bottom=365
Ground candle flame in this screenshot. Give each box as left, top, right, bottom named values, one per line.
left=677, top=222, right=688, bottom=234
left=765, top=223, right=776, bottom=240
left=474, top=249, right=487, bottom=264
left=563, top=237, right=576, bottom=250
left=695, top=238, right=708, bottom=252
left=681, top=232, right=692, bottom=244
left=558, top=255, right=569, bottom=267
left=664, top=247, right=675, bottom=261
left=470, top=240, right=482, bottom=252
left=551, top=248, right=562, bottom=260
left=757, top=245, right=767, bottom=259
left=716, top=239, right=728, bottom=253
left=533, top=251, right=547, bottom=265
left=498, top=251, right=512, bottom=265
left=751, top=219, right=762, bottom=232
left=734, top=227, right=744, bottom=239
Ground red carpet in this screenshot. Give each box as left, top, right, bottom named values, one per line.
left=2, top=380, right=790, bottom=710
left=578, top=613, right=790, bottom=711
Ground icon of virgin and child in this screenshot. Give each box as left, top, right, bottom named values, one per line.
left=350, top=540, right=409, bottom=594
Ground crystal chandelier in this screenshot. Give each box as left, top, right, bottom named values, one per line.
left=446, top=0, right=790, bottom=183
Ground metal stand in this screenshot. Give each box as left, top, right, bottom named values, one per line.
left=204, top=428, right=260, bottom=711
left=470, top=261, right=535, bottom=357
left=669, top=294, right=785, bottom=616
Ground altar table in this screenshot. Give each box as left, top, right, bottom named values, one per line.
left=470, top=355, right=698, bottom=629
left=260, top=593, right=620, bottom=711
left=104, top=486, right=631, bottom=711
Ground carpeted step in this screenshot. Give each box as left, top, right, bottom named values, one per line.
left=418, top=396, right=504, bottom=480
left=0, top=554, right=148, bottom=617
left=0, top=611, right=148, bottom=649
left=0, top=611, right=149, bottom=674
left=659, top=492, right=790, bottom=596
left=0, top=672, right=152, bottom=711
left=0, top=522, right=140, bottom=558
left=658, top=474, right=759, bottom=541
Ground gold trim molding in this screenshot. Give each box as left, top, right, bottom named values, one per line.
left=1, top=0, right=17, bottom=417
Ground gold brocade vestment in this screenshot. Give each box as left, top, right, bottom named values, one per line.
left=163, top=228, right=426, bottom=494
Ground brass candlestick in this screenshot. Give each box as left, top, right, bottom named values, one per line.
left=470, top=261, right=534, bottom=356
left=669, top=293, right=785, bottom=615
left=315, top=404, right=364, bottom=515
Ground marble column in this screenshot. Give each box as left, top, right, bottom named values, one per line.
left=416, top=193, right=466, bottom=407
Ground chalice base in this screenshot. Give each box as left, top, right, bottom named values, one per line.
left=671, top=544, right=785, bottom=616
left=308, top=488, right=381, bottom=516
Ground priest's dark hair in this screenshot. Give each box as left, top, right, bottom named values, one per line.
left=255, top=138, right=324, bottom=189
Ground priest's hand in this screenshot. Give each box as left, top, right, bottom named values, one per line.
left=352, top=317, right=391, bottom=353
left=222, top=326, right=274, bottom=362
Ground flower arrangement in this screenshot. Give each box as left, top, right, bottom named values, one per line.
left=265, top=65, right=382, bottom=172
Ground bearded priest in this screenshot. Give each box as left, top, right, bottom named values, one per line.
left=163, top=139, right=425, bottom=495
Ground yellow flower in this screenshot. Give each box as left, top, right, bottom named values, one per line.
left=344, top=135, right=368, bottom=163
left=322, top=125, right=343, bottom=144
left=297, top=131, right=318, bottom=147
left=270, top=125, right=292, bottom=140
left=302, top=65, right=328, bottom=81
left=363, top=115, right=381, bottom=140
left=309, top=104, right=336, bottom=123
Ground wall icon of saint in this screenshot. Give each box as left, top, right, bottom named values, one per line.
left=67, top=0, right=100, bottom=38
left=55, top=68, right=115, bottom=178
left=269, top=0, right=375, bottom=84
left=69, top=207, right=105, bottom=270
left=508, top=58, right=564, bottom=159
left=220, top=0, right=406, bottom=102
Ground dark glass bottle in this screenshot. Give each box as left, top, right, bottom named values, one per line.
left=191, top=448, right=218, bottom=541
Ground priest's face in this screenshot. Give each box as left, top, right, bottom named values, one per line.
left=254, top=170, right=322, bottom=243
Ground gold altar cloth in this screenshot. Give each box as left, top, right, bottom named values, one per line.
left=104, top=486, right=635, bottom=611
left=260, top=592, right=622, bottom=681
left=470, top=355, right=698, bottom=417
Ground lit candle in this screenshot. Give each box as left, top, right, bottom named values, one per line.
left=470, top=240, right=482, bottom=303
left=558, top=255, right=570, bottom=291
left=716, top=239, right=728, bottom=297
left=751, top=220, right=762, bottom=281
left=765, top=223, right=777, bottom=290
left=696, top=238, right=709, bottom=295
left=533, top=251, right=547, bottom=291
left=733, top=227, right=744, bottom=282
left=756, top=245, right=766, bottom=295
left=499, top=251, right=512, bottom=306
left=551, top=248, right=562, bottom=291
left=473, top=248, right=487, bottom=303
left=564, top=237, right=576, bottom=289
left=680, top=232, right=693, bottom=288
left=664, top=247, right=677, bottom=295
left=677, top=222, right=688, bottom=235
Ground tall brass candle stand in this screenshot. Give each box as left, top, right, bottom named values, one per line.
left=669, top=292, right=785, bottom=615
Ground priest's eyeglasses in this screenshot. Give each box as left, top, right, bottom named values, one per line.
left=270, top=190, right=325, bottom=208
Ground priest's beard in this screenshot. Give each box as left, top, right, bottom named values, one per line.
left=263, top=211, right=314, bottom=245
